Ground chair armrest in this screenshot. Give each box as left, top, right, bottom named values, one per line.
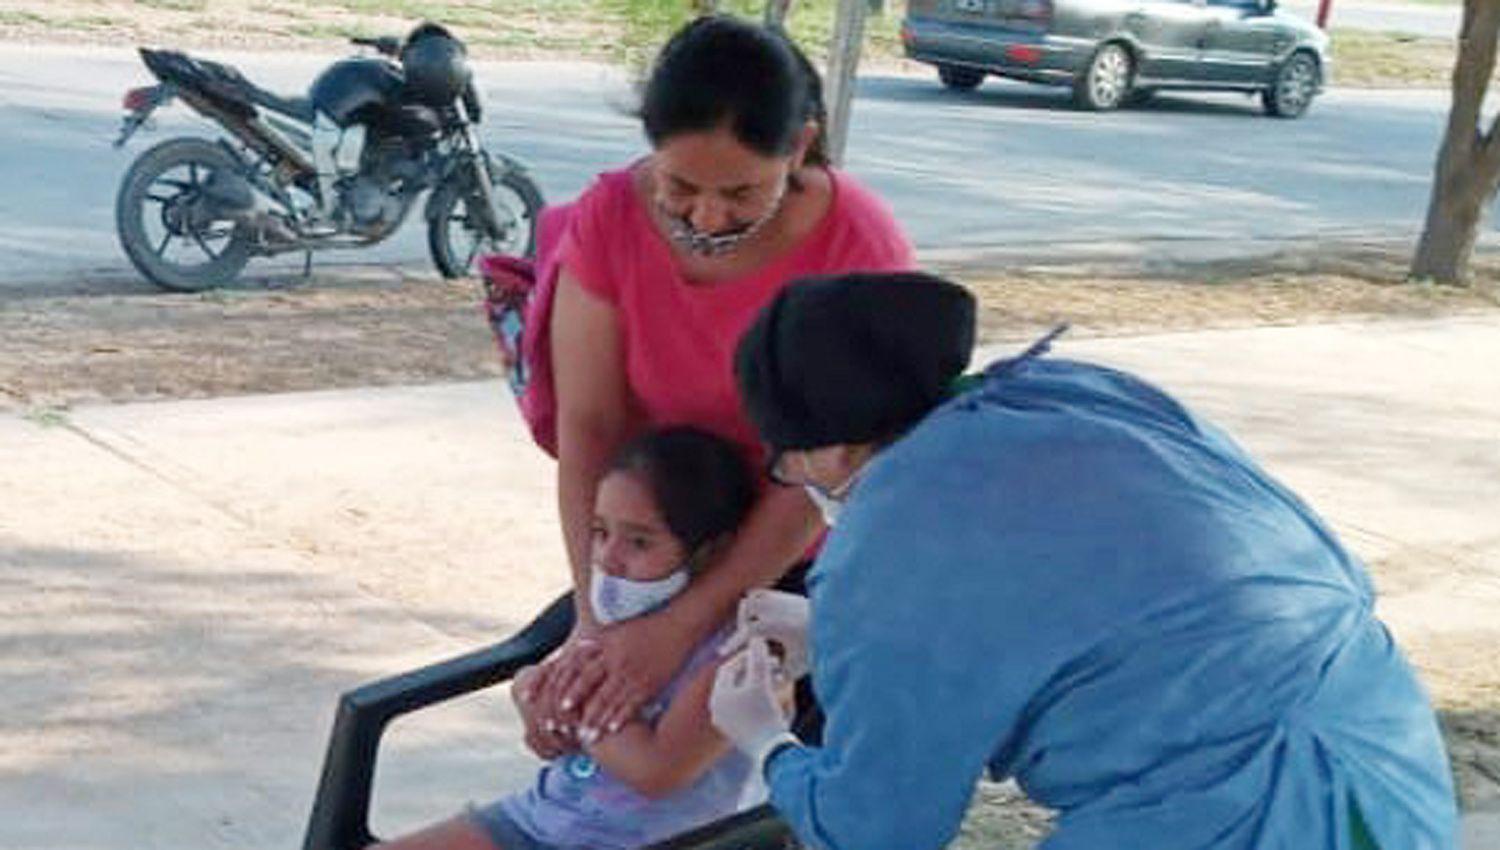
left=302, top=593, right=575, bottom=850
left=644, top=804, right=800, bottom=850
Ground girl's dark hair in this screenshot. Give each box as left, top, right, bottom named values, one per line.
left=608, top=427, right=756, bottom=563
left=640, top=15, right=829, bottom=171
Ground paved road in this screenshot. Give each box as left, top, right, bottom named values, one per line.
left=0, top=43, right=1473, bottom=291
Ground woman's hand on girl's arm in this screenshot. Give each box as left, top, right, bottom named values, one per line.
left=571, top=605, right=694, bottom=740
left=573, top=485, right=823, bottom=737
left=533, top=631, right=604, bottom=717
left=513, top=665, right=578, bottom=760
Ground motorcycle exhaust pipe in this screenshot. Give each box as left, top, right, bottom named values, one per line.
left=201, top=171, right=298, bottom=244
left=201, top=170, right=260, bottom=214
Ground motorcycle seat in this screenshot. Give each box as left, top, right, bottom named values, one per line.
left=139, top=48, right=314, bottom=124
left=243, top=85, right=315, bottom=125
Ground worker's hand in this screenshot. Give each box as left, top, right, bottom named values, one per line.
left=710, top=637, right=792, bottom=762
left=719, top=589, right=811, bottom=680
left=571, top=608, right=696, bottom=743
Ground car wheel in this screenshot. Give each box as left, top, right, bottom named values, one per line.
left=1074, top=43, right=1133, bottom=111
left=938, top=65, right=985, bottom=91
left=1262, top=51, right=1319, bottom=118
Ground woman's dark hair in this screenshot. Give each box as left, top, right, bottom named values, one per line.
left=640, top=15, right=829, bottom=171
left=607, top=426, right=756, bottom=564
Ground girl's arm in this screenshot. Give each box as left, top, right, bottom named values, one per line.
left=583, top=660, right=727, bottom=799
left=584, top=655, right=793, bottom=799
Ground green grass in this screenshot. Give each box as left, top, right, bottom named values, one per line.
left=332, top=0, right=502, bottom=24
left=288, top=21, right=382, bottom=40
left=284, top=0, right=904, bottom=66
left=133, top=0, right=209, bottom=10
left=22, top=405, right=70, bottom=429
left=60, top=14, right=123, bottom=29
left=249, top=1, right=313, bottom=16
left=604, top=0, right=905, bottom=67
left=0, top=10, right=49, bottom=26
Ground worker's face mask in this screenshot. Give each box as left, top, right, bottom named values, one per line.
left=801, top=455, right=860, bottom=527
left=589, top=564, right=689, bottom=625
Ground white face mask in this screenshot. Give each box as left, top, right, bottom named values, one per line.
left=801, top=455, right=861, bottom=527
left=589, top=564, right=690, bottom=625
left=803, top=484, right=845, bottom=526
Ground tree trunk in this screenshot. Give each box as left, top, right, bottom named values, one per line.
left=1413, top=156, right=1490, bottom=282
left=1411, top=0, right=1500, bottom=285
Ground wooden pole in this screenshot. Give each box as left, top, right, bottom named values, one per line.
left=764, top=0, right=793, bottom=30
left=825, top=0, right=869, bottom=166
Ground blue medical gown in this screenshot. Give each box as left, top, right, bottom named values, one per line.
left=764, top=359, right=1457, bottom=850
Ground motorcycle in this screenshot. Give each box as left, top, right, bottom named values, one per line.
left=112, top=24, right=544, bottom=292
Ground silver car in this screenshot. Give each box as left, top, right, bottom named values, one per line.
left=901, top=0, right=1330, bottom=117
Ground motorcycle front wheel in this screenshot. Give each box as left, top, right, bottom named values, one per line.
left=427, top=158, right=543, bottom=278
left=116, top=137, right=254, bottom=292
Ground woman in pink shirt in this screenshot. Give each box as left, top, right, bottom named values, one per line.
left=529, top=15, right=915, bottom=756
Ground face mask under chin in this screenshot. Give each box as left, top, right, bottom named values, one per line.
left=658, top=183, right=787, bottom=258
left=801, top=456, right=862, bottom=527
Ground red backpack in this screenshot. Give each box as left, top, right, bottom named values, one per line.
left=478, top=203, right=574, bottom=457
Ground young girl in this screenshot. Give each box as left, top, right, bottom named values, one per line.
left=383, top=426, right=779, bottom=850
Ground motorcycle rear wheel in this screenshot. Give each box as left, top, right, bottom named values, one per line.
left=427, top=159, right=542, bottom=278
left=116, top=137, right=255, bottom=292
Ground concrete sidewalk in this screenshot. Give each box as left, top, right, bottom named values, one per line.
left=2, top=315, right=1498, bottom=849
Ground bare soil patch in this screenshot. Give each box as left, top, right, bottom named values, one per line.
left=2, top=246, right=1495, bottom=411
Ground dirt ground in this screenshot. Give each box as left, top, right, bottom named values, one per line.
left=2, top=244, right=1495, bottom=410
left=2, top=250, right=1497, bottom=845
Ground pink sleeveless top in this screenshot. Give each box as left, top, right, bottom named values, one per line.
left=557, top=166, right=915, bottom=461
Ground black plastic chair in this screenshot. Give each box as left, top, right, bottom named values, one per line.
left=301, top=592, right=800, bottom=850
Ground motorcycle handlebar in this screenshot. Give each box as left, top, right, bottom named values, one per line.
left=350, top=35, right=401, bottom=57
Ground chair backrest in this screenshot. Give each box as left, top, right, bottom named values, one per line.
left=301, top=592, right=804, bottom=850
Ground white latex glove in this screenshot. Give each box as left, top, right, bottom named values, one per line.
left=710, top=637, right=796, bottom=770
left=719, top=589, right=811, bottom=680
